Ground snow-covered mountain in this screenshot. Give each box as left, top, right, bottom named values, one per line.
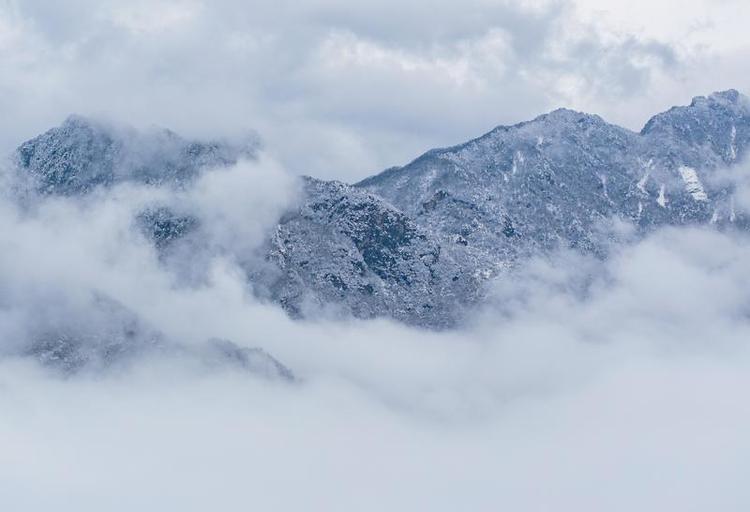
left=252, top=177, right=482, bottom=327
left=265, top=89, right=750, bottom=326
left=358, top=90, right=749, bottom=264
left=15, top=115, right=256, bottom=195
left=7, top=90, right=750, bottom=343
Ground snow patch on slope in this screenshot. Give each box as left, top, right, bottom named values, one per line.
left=657, top=184, right=667, bottom=208
left=637, top=172, right=649, bottom=195
left=678, top=166, right=708, bottom=201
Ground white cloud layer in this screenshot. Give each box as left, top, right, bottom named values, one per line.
left=1, top=154, right=750, bottom=509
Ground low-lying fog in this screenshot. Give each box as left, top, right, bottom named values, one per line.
left=1, top=156, right=749, bottom=511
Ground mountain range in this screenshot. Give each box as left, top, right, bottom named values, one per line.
left=6, top=89, right=750, bottom=370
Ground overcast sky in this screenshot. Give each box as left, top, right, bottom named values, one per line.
left=1, top=0, right=749, bottom=180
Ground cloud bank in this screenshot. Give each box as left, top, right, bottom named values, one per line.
left=1, top=150, right=750, bottom=510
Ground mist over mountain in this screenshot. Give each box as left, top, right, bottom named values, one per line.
left=4, top=89, right=750, bottom=511
left=4, top=0, right=750, bottom=508
left=7, top=89, right=750, bottom=340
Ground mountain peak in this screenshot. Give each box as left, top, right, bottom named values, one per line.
left=14, top=116, right=253, bottom=195
left=61, top=113, right=99, bottom=127
left=57, top=114, right=120, bottom=138
left=641, top=88, right=749, bottom=136
left=682, top=89, right=747, bottom=113
left=524, top=107, right=605, bottom=127
left=546, top=107, right=595, bottom=118
left=702, top=89, right=742, bottom=106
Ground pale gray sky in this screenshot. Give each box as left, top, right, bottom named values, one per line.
left=1, top=0, right=749, bottom=180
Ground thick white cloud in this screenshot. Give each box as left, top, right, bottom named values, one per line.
left=2, top=152, right=750, bottom=509
left=2, top=203, right=750, bottom=509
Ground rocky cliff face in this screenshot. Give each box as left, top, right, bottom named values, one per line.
left=252, top=177, right=481, bottom=327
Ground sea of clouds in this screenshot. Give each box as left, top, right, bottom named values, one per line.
left=2, top=0, right=750, bottom=507
left=1, top=152, right=750, bottom=511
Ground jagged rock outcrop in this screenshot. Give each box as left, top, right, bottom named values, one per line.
left=252, top=177, right=480, bottom=327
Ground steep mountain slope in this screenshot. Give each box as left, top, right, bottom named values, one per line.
left=358, top=90, right=750, bottom=270
left=250, top=91, right=750, bottom=326
left=251, top=177, right=481, bottom=327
